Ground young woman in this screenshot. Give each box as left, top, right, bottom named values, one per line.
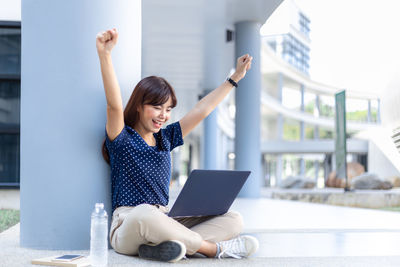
left=96, top=28, right=259, bottom=263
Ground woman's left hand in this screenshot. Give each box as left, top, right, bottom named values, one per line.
left=231, top=54, right=253, bottom=82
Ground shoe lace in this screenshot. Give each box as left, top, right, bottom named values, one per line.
left=218, top=238, right=245, bottom=259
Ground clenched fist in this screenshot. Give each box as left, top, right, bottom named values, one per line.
left=231, top=54, right=253, bottom=82
left=96, top=28, right=118, bottom=56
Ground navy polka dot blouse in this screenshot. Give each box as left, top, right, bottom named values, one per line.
left=105, top=121, right=184, bottom=212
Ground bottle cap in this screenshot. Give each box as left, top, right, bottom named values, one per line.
left=95, top=203, right=104, bottom=210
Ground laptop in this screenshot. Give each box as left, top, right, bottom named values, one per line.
left=168, top=169, right=251, bottom=217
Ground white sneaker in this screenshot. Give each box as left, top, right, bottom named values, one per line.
left=217, top=235, right=259, bottom=259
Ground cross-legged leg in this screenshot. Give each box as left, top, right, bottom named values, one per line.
left=110, top=204, right=203, bottom=255
left=174, top=211, right=244, bottom=258
left=175, top=211, right=244, bottom=243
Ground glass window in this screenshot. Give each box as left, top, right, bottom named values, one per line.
left=263, top=154, right=277, bottom=187
left=370, top=99, right=379, bottom=122
left=304, top=91, right=315, bottom=115
left=303, top=154, right=325, bottom=187
left=280, top=34, right=310, bottom=75
left=0, top=22, right=21, bottom=187
left=319, top=127, right=333, bottom=139
left=319, top=95, right=335, bottom=118
left=261, top=105, right=278, bottom=141
left=283, top=118, right=300, bottom=141
left=305, top=124, right=315, bottom=139
left=0, top=134, right=19, bottom=185
left=282, top=154, right=301, bottom=179
left=0, top=27, right=21, bottom=75
left=298, top=12, right=311, bottom=38
left=282, top=87, right=301, bottom=110
left=346, top=98, right=368, bottom=122
left=305, top=159, right=315, bottom=177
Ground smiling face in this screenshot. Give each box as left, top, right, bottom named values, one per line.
left=137, top=97, right=173, bottom=133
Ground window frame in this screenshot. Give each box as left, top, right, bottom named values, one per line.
left=0, top=20, right=21, bottom=189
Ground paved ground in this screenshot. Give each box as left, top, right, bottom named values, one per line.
left=2, top=197, right=400, bottom=266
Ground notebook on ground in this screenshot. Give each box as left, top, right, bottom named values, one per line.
left=168, top=169, right=251, bottom=217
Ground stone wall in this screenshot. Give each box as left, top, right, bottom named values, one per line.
left=263, top=188, right=400, bottom=209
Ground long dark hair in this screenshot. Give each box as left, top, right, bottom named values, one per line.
left=102, top=76, right=177, bottom=164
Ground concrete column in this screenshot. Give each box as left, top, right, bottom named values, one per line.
left=203, top=105, right=219, bottom=169
left=235, top=21, right=261, bottom=197
left=324, top=154, right=330, bottom=183
left=202, top=0, right=225, bottom=170
left=172, top=149, right=181, bottom=182
left=276, top=154, right=283, bottom=187
left=300, top=157, right=305, bottom=177
left=314, top=94, right=320, bottom=181
left=377, top=99, right=381, bottom=123
left=277, top=73, right=284, bottom=139
left=299, top=84, right=305, bottom=176
left=315, top=160, right=320, bottom=181
left=276, top=72, right=284, bottom=185
left=314, top=94, right=320, bottom=139
left=221, top=133, right=228, bottom=169
left=300, top=84, right=305, bottom=139
left=367, top=99, right=371, bottom=122
left=20, top=0, right=141, bottom=249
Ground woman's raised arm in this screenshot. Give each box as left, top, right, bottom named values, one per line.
left=96, top=28, right=124, bottom=141
left=179, top=54, right=253, bottom=138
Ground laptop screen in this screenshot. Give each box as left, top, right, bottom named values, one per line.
left=168, top=169, right=251, bottom=217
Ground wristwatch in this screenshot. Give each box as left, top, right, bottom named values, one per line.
left=226, top=77, right=238, bottom=87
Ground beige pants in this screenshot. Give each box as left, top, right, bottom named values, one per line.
left=109, top=204, right=243, bottom=255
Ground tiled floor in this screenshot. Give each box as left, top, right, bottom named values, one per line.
left=230, top=198, right=400, bottom=232
left=3, top=195, right=400, bottom=266
left=253, top=231, right=400, bottom=257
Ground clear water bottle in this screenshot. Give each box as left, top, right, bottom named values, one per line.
left=90, top=203, right=108, bottom=266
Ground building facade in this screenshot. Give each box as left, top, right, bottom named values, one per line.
left=260, top=0, right=381, bottom=187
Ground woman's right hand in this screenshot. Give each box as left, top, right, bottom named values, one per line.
left=96, top=28, right=118, bottom=56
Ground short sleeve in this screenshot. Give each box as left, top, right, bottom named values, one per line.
left=105, top=126, right=128, bottom=155
left=160, top=121, right=184, bottom=151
